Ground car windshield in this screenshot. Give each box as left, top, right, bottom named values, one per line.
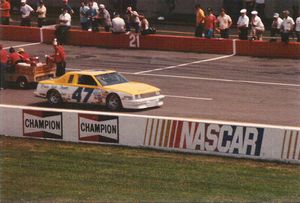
left=96, top=72, right=128, bottom=86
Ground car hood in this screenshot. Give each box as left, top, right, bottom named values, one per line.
left=105, top=82, right=160, bottom=95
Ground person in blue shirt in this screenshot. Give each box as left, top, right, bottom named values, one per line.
left=80, top=1, right=89, bottom=30
left=86, top=1, right=99, bottom=32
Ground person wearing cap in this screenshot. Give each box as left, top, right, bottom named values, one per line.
left=237, top=9, right=249, bottom=40
left=20, top=0, right=34, bottom=26
left=195, top=4, right=205, bottom=37
left=280, top=10, right=295, bottom=44
left=79, top=1, right=89, bottom=30
left=0, top=0, right=11, bottom=25
left=204, top=8, right=217, bottom=39
left=36, top=0, right=47, bottom=27
left=86, top=1, right=99, bottom=32
left=295, top=12, right=300, bottom=42
left=17, top=48, right=30, bottom=62
left=250, top=10, right=264, bottom=40
left=0, top=45, right=8, bottom=89
left=111, top=13, right=125, bottom=33
left=216, top=8, right=232, bottom=39
left=52, top=40, right=66, bottom=77
left=270, top=13, right=283, bottom=42
left=62, top=0, right=74, bottom=15
left=55, top=8, right=71, bottom=44
left=98, top=4, right=112, bottom=32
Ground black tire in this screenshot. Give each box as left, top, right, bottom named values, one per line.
left=47, top=90, right=63, bottom=105
left=16, top=77, right=28, bottom=89
left=106, top=94, right=122, bottom=111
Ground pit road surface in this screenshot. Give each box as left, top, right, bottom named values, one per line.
left=0, top=40, right=299, bottom=127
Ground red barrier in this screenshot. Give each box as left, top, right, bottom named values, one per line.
left=236, top=40, right=300, bottom=59
left=1, top=25, right=300, bottom=59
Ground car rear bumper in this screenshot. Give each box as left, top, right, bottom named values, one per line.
left=122, top=95, right=165, bottom=109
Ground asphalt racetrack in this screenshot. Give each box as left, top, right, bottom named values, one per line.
left=0, top=40, right=299, bottom=127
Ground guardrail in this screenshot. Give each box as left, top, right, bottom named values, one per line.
left=0, top=104, right=299, bottom=164
left=0, top=25, right=299, bottom=58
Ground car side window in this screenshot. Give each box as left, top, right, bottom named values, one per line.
left=68, top=75, right=74, bottom=84
left=78, top=75, right=97, bottom=86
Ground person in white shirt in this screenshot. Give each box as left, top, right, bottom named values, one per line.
left=295, top=13, right=300, bottom=42
left=55, top=8, right=71, bottom=44
left=217, top=8, right=232, bottom=38
left=280, top=10, right=295, bottom=44
left=270, top=13, right=283, bottom=42
left=250, top=10, right=264, bottom=40
left=111, top=13, right=125, bottom=33
left=237, top=9, right=249, bottom=40
left=20, top=0, right=33, bottom=26
left=36, top=0, right=46, bottom=27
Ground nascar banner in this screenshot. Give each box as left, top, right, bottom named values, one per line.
left=0, top=105, right=299, bottom=164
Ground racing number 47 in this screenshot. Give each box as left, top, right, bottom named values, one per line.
left=72, top=87, right=94, bottom=103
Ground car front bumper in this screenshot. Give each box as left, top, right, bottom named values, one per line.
left=122, top=95, right=165, bottom=109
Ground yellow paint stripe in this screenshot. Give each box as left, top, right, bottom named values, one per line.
left=143, top=118, right=149, bottom=146
left=148, top=119, right=155, bottom=146
left=281, top=130, right=287, bottom=159
left=159, top=120, right=166, bottom=147
left=287, top=131, right=293, bottom=159
left=164, top=120, right=172, bottom=147
left=293, top=131, right=299, bottom=160
left=153, top=119, right=160, bottom=146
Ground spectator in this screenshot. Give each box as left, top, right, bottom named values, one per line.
left=124, top=6, right=132, bottom=32
left=0, top=44, right=8, bottom=89
left=36, top=0, right=46, bottom=27
left=20, top=0, right=33, bottom=26
left=296, top=12, right=300, bottom=42
left=99, top=4, right=112, bottom=32
left=52, top=39, right=66, bottom=77
left=86, top=1, right=99, bottom=32
left=91, top=0, right=99, bottom=13
left=55, top=8, right=71, bottom=44
left=111, top=13, right=125, bottom=33
left=237, top=9, right=249, bottom=40
left=204, top=8, right=217, bottom=39
left=195, top=4, right=205, bottom=37
left=62, top=0, right=74, bottom=15
left=270, top=13, right=283, bottom=42
left=140, top=15, right=156, bottom=35
left=0, top=0, right=11, bottom=25
left=217, top=8, right=232, bottom=38
left=17, top=48, right=30, bottom=62
left=126, top=7, right=141, bottom=33
left=280, top=10, right=295, bottom=44
left=255, top=0, right=265, bottom=21
left=80, top=0, right=89, bottom=30
left=250, top=10, right=264, bottom=40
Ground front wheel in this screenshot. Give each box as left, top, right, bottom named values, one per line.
left=106, top=94, right=122, bottom=111
left=47, top=90, right=63, bottom=105
left=17, top=77, right=28, bottom=89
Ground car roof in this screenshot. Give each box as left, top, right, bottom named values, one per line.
left=67, top=70, right=116, bottom=76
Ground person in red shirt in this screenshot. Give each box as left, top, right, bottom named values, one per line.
left=0, top=0, right=11, bottom=25
left=0, top=44, right=8, bottom=89
left=52, top=39, right=66, bottom=77
left=17, top=48, right=31, bottom=63
left=204, top=7, right=217, bottom=39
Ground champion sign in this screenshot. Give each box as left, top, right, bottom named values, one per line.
left=144, top=119, right=264, bottom=157
left=23, top=110, right=63, bottom=139
left=78, top=114, right=119, bottom=143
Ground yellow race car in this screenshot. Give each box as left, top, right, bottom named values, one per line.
left=34, top=70, right=164, bottom=110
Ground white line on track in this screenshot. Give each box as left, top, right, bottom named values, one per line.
left=122, top=72, right=300, bottom=88
left=3, top=42, right=42, bottom=50
left=165, top=95, right=213, bottom=101
left=134, top=54, right=235, bottom=75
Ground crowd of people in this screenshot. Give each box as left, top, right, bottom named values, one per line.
left=195, top=4, right=300, bottom=43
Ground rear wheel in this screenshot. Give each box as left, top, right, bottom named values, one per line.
left=47, top=90, right=63, bottom=105
left=16, top=77, right=28, bottom=89
left=106, top=94, right=122, bottom=111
